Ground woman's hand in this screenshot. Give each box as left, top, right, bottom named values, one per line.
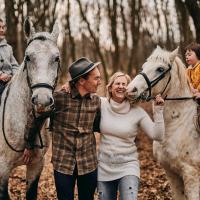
left=61, top=83, right=70, bottom=92
left=154, top=94, right=164, bottom=106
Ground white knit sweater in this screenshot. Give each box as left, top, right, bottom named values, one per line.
left=98, top=97, right=164, bottom=181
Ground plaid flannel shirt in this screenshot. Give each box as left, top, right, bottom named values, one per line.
left=51, top=88, right=101, bottom=175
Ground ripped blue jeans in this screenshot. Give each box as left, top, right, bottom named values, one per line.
left=98, top=175, right=139, bottom=200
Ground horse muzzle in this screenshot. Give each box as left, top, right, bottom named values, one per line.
left=31, top=93, right=54, bottom=113
left=126, top=87, right=139, bottom=99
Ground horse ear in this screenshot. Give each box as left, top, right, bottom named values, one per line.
left=51, top=20, right=59, bottom=43
left=24, top=17, right=35, bottom=39
left=170, top=46, right=179, bottom=62
left=156, top=45, right=162, bottom=50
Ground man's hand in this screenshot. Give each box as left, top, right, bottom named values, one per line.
left=23, top=148, right=35, bottom=165
left=0, top=73, right=12, bottom=82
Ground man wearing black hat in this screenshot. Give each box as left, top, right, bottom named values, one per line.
left=51, top=57, right=101, bottom=200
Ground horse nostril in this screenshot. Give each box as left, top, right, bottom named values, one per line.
left=132, top=87, right=138, bottom=92
left=49, top=97, right=54, bottom=105
left=50, top=103, right=55, bottom=110
left=31, top=95, right=37, bottom=105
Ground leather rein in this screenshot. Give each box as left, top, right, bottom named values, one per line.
left=137, top=64, right=195, bottom=102
left=2, top=36, right=60, bottom=152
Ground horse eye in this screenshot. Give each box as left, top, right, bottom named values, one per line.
left=25, top=55, right=30, bottom=62
left=55, top=56, right=60, bottom=62
left=156, top=67, right=164, bottom=73
left=0, top=59, right=4, bottom=63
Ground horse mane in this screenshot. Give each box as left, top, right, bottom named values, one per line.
left=27, top=32, right=54, bottom=45
left=173, top=56, right=190, bottom=92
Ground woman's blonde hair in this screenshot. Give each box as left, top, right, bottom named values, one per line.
left=106, top=71, right=131, bottom=99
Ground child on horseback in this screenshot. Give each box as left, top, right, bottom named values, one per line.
left=185, top=42, right=200, bottom=102
left=0, top=18, right=19, bottom=94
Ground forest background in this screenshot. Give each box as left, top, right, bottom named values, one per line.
left=1, top=0, right=199, bottom=85
left=1, top=1, right=200, bottom=199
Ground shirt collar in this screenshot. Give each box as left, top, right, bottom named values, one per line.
left=193, top=61, right=200, bottom=69
left=70, top=87, right=92, bottom=99
left=0, top=39, right=7, bottom=47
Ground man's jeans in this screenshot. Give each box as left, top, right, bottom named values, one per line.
left=98, top=175, right=139, bottom=200
left=54, top=166, right=97, bottom=200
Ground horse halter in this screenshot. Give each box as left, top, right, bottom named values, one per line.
left=138, top=64, right=172, bottom=101
left=24, top=35, right=59, bottom=92
left=1, top=36, right=60, bottom=153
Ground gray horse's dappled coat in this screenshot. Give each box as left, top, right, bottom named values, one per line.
left=0, top=17, right=60, bottom=200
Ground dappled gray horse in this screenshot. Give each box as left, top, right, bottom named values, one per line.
left=0, top=18, right=60, bottom=199
left=127, top=46, right=200, bottom=200
left=0, top=54, right=13, bottom=94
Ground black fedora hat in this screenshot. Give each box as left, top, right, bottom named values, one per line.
left=69, top=57, right=101, bottom=82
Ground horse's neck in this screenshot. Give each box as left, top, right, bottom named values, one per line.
left=0, top=65, right=33, bottom=147
left=8, top=66, right=31, bottom=105
left=162, top=62, right=196, bottom=124
left=167, top=66, right=191, bottom=97
left=2, top=65, right=32, bottom=126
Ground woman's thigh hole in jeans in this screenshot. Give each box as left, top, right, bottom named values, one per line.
left=119, top=175, right=139, bottom=200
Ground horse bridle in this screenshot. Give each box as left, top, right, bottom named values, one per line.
left=2, top=36, right=60, bottom=152
left=138, top=64, right=172, bottom=101
left=138, top=64, right=194, bottom=101
left=24, top=35, right=59, bottom=92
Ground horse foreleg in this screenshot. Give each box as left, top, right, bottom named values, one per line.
left=164, top=167, right=186, bottom=200
left=0, top=164, right=11, bottom=200
left=182, top=166, right=199, bottom=200
left=0, top=176, right=9, bottom=200
left=26, top=159, right=44, bottom=200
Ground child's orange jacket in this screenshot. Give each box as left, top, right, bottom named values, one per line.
left=186, top=62, right=200, bottom=91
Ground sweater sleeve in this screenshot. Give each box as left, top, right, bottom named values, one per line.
left=139, top=106, right=165, bottom=141
left=8, top=45, right=19, bottom=75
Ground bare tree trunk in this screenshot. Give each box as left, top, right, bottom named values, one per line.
left=127, top=0, right=141, bottom=75
left=66, top=0, right=76, bottom=61
left=77, top=0, right=108, bottom=83
left=161, top=0, right=173, bottom=49
left=185, top=0, right=200, bottom=43
left=4, top=0, right=19, bottom=61
left=175, top=0, right=194, bottom=56
left=107, top=0, right=120, bottom=72
left=60, top=34, right=68, bottom=83
left=120, top=0, right=128, bottom=71
left=154, top=0, right=161, bottom=37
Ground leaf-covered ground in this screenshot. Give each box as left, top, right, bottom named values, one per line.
left=9, top=133, right=172, bottom=200
left=9, top=103, right=173, bottom=200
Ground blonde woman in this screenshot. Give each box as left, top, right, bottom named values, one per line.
left=98, top=72, right=165, bottom=200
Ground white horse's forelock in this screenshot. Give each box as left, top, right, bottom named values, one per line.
left=147, top=47, right=171, bottom=65
left=146, top=47, right=190, bottom=96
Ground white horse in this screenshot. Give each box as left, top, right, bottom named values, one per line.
left=0, top=18, right=60, bottom=199
left=127, top=46, right=200, bottom=200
